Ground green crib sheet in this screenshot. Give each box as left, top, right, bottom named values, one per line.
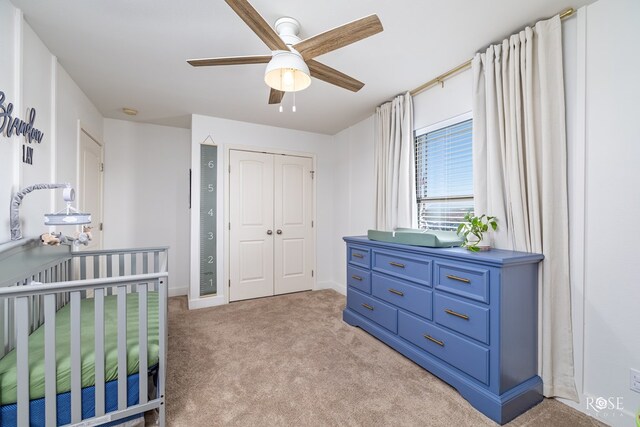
left=0, top=292, right=159, bottom=405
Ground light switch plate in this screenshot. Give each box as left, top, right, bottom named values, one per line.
left=631, top=369, right=640, bottom=393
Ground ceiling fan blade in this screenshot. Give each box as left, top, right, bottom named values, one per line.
left=268, top=88, right=285, bottom=104
left=187, top=55, right=272, bottom=67
left=225, top=0, right=288, bottom=51
left=307, top=60, right=364, bottom=92
left=293, top=14, right=383, bottom=60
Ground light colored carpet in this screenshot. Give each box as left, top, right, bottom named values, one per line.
left=165, top=289, right=601, bottom=426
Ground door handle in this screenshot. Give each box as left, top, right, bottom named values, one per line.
left=276, top=229, right=283, bottom=235
left=267, top=230, right=273, bottom=235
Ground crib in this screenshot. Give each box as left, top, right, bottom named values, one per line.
left=0, top=239, right=168, bottom=426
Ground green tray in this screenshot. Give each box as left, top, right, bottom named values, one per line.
left=367, top=228, right=463, bottom=248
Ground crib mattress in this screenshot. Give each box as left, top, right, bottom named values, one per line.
left=0, top=369, right=150, bottom=426
left=0, top=292, right=159, bottom=405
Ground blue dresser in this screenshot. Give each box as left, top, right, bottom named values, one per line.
left=343, top=236, right=544, bottom=424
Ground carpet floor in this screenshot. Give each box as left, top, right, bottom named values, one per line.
left=165, top=289, right=602, bottom=426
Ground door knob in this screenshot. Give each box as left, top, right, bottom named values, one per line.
left=276, top=229, right=283, bottom=235
left=267, top=230, right=273, bottom=235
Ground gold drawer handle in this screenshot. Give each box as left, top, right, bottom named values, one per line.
left=445, top=309, right=470, bottom=320
left=388, top=288, right=404, bottom=296
left=352, top=253, right=364, bottom=259
left=351, top=275, right=363, bottom=281
left=389, top=261, right=405, bottom=268
left=362, top=303, right=374, bottom=311
left=447, top=274, right=470, bottom=283
left=424, top=334, right=444, bottom=347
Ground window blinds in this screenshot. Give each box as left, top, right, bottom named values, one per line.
left=415, top=119, right=473, bottom=231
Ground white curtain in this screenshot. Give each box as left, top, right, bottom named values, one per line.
left=375, top=92, right=417, bottom=231
left=472, top=15, right=578, bottom=400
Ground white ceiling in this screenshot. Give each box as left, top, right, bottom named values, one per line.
left=12, top=0, right=594, bottom=135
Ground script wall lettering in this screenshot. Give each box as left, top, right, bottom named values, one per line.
left=0, top=90, right=45, bottom=165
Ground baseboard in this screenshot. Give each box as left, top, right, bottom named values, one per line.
left=558, top=394, right=635, bottom=427
left=168, top=286, right=188, bottom=297
left=315, top=281, right=346, bottom=295
left=188, top=294, right=226, bottom=310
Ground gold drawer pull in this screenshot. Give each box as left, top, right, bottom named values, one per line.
left=389, top=261, right=405, bottom=268
left=352, top=253, right=364, bottom=259
left=445, top=309, right=470, bottom=320
left=362, top=303, right=374, bottom=311
left=388, top=288, right=404, bottom=296
left=424, top=334, right=444, bottom=346
left=447, top=274, right=470, bottom=283
left=351, top=275, right=363, bottom=281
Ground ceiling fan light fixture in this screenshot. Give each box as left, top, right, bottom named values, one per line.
left=264, top=50, right=311, bottom=92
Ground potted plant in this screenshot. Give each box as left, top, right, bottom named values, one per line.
left=457, top=213, right=498, bottom=252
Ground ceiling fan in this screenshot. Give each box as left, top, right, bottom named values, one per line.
left=187, top=0, right=384, bottom=106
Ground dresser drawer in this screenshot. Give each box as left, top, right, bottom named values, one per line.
left=434, top=262, right=490, bottom=303
left=372, top=250, right=431, bottom=287
left=347, top=265, right=371, bottom=294
left=348, top=245, right=371, bottom=269
left=347, top=288, right=397, bottom=333
left=434, top=293, right=490, bottom=344
left=398, top=311, right=489, bottom=385
left=372, top=273, right=432, bottom=320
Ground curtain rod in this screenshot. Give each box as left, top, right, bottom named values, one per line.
left=409, top=7, right=575, bottom=97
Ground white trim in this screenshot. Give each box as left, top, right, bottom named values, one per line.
left=224, top=145, right=317, bottom=304
left=168, top=286, right=189, bottom=298
left=77, top=126, right=104, bottom=250
left=414, top=111, right=472, bottom=137
left=188, top=294, right=225, bottom=310
left=316, top=281, right=345, bottom=296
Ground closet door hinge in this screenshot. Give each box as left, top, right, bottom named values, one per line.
left=228, top=223, right=231, bottom=230
left=99, top=223, right=103, bottom=231
left=229, top=279, right=231, bottom=287
left=310, top=170, right=315, bottom=179
left=228, top=165, right=231, bottom=173
left=311, top=270, right=314, bottom=278
left=311, top=220, right=314, bottom=228
left=100, top=163, right=104, bottom=172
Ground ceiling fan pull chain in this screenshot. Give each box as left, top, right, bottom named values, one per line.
left=292, top=87, right=297, bottom=112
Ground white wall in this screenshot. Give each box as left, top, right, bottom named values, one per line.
left=190, top=114, right=334, bottom=307
left=56, top=64, right=104, bottom=209
left=564, top=0, right=640, bottom=424
left=413, top=71, right=473, bottom=131
left=0, top=0, right=103, bottom=245
left=329, top=72, right=472, bottom=292
left=0, top=1, right=20, bottom=244
left=330, top=3, right=640, bottom=425
left=103, top=119, right=190, bottom=296
left=330, top=116, right=375, bottom=294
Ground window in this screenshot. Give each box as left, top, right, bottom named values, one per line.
left=415, top=115, right=473, bottom=231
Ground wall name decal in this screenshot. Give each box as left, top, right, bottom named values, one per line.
left=0, top=90, right=45, bottom=165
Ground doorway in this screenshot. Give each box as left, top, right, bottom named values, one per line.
left=79, top=129, right=103, bottom=250
left=229, top=149, right=314, bottom=301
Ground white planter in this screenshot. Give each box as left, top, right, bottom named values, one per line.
left=467, top=234, right=491, bottom=251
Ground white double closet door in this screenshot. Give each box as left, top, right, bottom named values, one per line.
left=229, top=150, right=314, bottom=302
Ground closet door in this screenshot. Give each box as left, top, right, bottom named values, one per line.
left=273, top=155, right=314, bottom=295
left=229, top=150, right=274, bottom=301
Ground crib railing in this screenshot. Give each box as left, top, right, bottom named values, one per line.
left=0, top=245, right=168, bottom=426
left=0, top=249, right=72, bottom=359
left=0, top=246, right=169, bottom=359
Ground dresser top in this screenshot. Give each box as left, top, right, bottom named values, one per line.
left=343, top=236, right=543, bottom=267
